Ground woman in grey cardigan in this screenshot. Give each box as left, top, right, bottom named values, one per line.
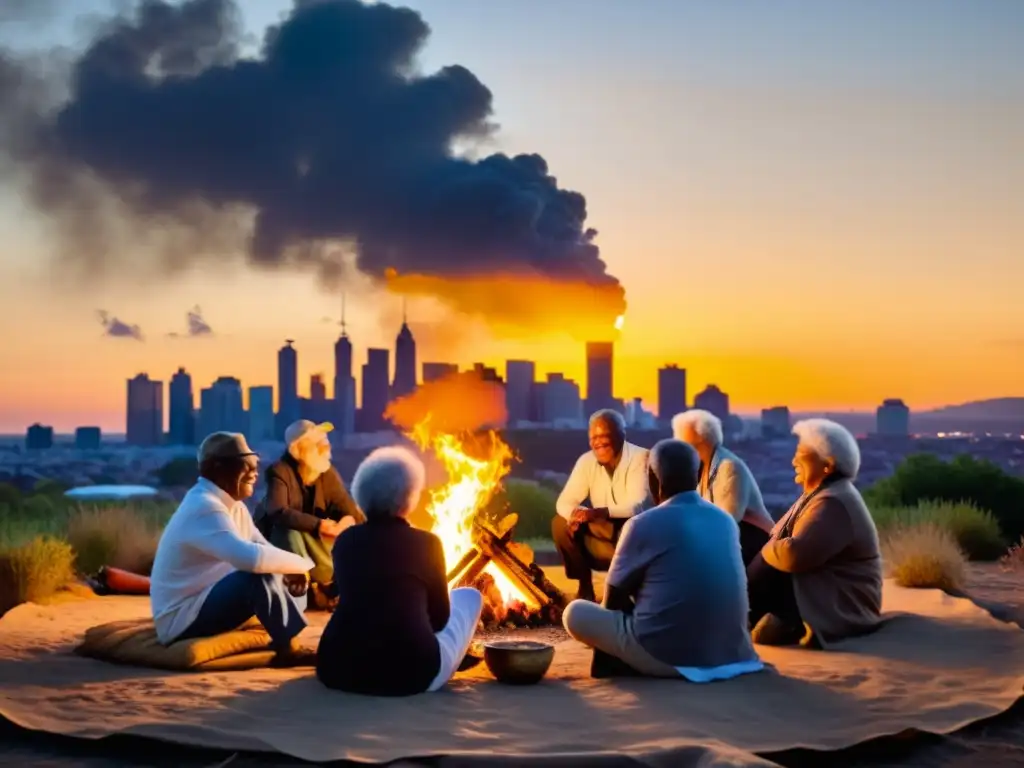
left=747, top=418, right=882, bottom=647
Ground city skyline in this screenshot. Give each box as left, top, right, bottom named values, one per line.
left=1, top=1, right=1022, bottom=431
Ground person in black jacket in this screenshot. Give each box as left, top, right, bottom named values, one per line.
left=316, top=445, right=484, bottom=696
left=253, top=420, right=365, bottom=604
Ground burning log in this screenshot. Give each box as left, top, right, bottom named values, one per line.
left=447, top=511, right=568, bottom=629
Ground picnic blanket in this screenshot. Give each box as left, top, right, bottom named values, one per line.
left=75, top=617, right=277, bottom=672
left=0, top=580, right=1023, bottom=766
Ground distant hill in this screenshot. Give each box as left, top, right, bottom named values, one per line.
left=786, top=398, right=1024, bottom=437
left=920, top=398, right=1024, bottom=420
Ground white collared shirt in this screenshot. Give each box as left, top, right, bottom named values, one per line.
left=555, top=442, right=651, bottom=520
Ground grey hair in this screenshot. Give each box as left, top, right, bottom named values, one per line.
left=792, top=418, right=861, bottom=479
left=671, top=409, right=723, bottom=448
left=589, top=408, right=626, bottom=435
left=648, top=439, right=700, bottom=497
left=351, top=446, right=426, bottom=521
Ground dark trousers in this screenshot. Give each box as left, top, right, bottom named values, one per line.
left=176, top=571, right=307, bottom=649
left=746, top=552, right=802, bottom=629
left=551, top=515, right=624, bottom=586
left=739, top=521, right=771, bottom=567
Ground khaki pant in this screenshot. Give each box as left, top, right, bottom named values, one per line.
left=562, top=599, right=680, bottom=678
left=270, top=527, right=334, bottom=586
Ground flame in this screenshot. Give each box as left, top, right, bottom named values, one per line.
left=408, top=418, right=527, bottom=605
left=614, top=314, right=625, bottom=331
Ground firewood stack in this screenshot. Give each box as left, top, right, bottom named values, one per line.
left=446, top=512, right=568, bottom=629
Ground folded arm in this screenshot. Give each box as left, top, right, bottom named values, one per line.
left=762, top=497, right=852, bottom=573
left=263, top=474, right=322, bottom=534
left=193, top=511, right=314, bottom=575
left=604, top=518, right=645, bottom=610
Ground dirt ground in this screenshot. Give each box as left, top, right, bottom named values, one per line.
left=1, top=563, right=1022, bottom=767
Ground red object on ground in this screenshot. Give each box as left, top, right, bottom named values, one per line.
left=100, top=567, right=151, bottom=595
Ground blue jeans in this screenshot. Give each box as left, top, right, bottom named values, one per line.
left=177, top=571, right=308, bottom=649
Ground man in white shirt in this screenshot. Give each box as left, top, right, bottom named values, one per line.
left=553, top=410, right=650, bottom=601
left=150, top=432, right=316, bottom=664
left=672, top=409, right=776, bottom=564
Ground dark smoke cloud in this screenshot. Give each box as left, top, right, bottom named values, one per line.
left=96, top=309, right=144, bottom=340
left=1, top=0, right=626, bottom=327
left=167, top=305, right=214, bottom=337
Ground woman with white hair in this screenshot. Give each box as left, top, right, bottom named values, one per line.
left=672, top=409, right=775, bottom=564
left=315, top=446, right=483, bottom=695
left=747, top=419, right=882, bottom=647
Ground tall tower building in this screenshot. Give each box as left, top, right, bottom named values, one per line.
left=392, top=299, right=417, bottom=400
left=276, top=339, right=299, bottom=437
left=126, top=373, right=163, bottom=446
left=505, top=360, right=536, bottom=426
left=198, top=376, right=246, bottom=438
left=657, top=364, right=687, bottom=423
left=876, top=399, right=911, bottom=437
left=360, top=348, right=391, bottom=432
left=168, top=366, right=195, bottom=445
left=247, top=385, right=275, bottom=444
left=585, top=341, right=614, bottom=415
left=333, top=294, right=356, bottom=436
left=693, top=384, right=730, bottom=422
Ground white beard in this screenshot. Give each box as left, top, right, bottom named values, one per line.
left=299, top=449, right=332, bottom=480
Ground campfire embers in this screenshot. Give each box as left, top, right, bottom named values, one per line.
left=447, top=512, right=568, bottom=629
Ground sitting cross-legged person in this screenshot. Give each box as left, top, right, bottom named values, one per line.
left=254, top=419, right=365, bottom=608
left=316, top=446, right=484, bottom=696
left=149, top=432, right=316, bottom=665
left=748, top=418, right=883, bottom=647
left=562, top=438, right=763, bottom=681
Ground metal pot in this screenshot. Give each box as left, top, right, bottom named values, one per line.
left=483, top=640, right=555, bottom=685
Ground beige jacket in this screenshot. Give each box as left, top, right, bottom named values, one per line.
left=763, top=478, right=882, bottom=645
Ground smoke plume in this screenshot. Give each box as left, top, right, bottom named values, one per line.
left=0, top=0, right=626, bottom=335
left=167, top=305, right=214, bottom=337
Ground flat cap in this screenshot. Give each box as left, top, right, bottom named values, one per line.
left=197, top=432, right=258, bottom=464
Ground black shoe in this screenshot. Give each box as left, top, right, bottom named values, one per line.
left=751, top=614, right=807, bottom=646
left=575, top=582, right=597, bottom=602
left=590, top=650, right=642, bottom=678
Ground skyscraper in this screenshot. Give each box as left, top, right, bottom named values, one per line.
left=333, top=295, right=356, bottom=436
left=310, top=373, right=327, bottom=401
left=247, top=385, right=275, bottom=444
left=536, top=373, right=583, bottom=424
left=876, top=399, right=911, bottom=437
left=360, top=348, right=390, bottom=432
left=422, top=362, right=458, bottom=382
left=657, top=364, right=687, bottom=422
left=168, top=366, right=195, bottom=445
left=761, top=406, right=791, bottom=438
left=26, top=423, right=54, bottom=451
left=505, top=360, right=536, bottom=425
left=126, top=373, right=163, bottom=446
left=693, top=384, right=730, bottom=422
left=392, top=302, right=417, bottom=400
left=276, top=339, right=299, bottom=437
left=198, top=376, right=246, bottom=437
left=585, top=341, right=614, bottom=415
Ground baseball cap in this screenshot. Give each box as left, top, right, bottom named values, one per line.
left=284, top=419, right=334, bottom=448
left=197, top=432, right=259, bottom=464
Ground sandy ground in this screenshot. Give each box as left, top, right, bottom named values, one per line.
left=0, top=563, right=1022, bottom=767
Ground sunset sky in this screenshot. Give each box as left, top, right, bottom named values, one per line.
left=0, top=0, right=1022, bottom=433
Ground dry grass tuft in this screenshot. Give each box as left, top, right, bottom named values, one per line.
left=0, top=536, right=77, bottom=614
left=1000, top=537, right=1024, bottom=573
left=67, top=506, right=162, bottom=577
left=882, top=523, right=966, bottom=592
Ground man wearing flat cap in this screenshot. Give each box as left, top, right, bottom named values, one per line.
left=254, top=420, right=365, bottom=607
left=150, top=432, right=315, bottom=664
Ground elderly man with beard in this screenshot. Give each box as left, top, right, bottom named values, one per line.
left=254, top=420, right=365, bottom=607
left=552, top=410, right=651, bottom=601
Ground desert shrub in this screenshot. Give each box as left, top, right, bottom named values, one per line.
left=157, top=457, right=199, bottom=488
left=0, top=536, right=77, bottom=614
left=871, top=501, right=1005, bottom=561
left=865, top=453, right=1024, bottom=541
left=67, top=506, right=164, bottom=576
left=485, top=478, right=558, bottom=541
left=882, top=523, right=966, bottom=592
left=1000, top=537, right=1024, bottom=573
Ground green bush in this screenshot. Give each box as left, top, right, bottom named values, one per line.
left=0, top=536, right=77, bottom=614
left=871, top=501, right=1005, bottom=561
left=865, top=453, right=1024, bottom=542
left=486, top=478, right=558, bottom=541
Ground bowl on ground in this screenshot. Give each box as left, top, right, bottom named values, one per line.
left=483, top=640, right=555, bottom=685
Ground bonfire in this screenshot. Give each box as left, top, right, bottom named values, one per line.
left=407, top=417, right=565, bottom=628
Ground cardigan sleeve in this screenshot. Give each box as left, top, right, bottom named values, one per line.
left=762, top=496, right=852, bottom=574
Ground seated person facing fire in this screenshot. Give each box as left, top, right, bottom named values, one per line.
left=672, top=409, right=776, bottom=565
left=562, top=438, right=763, bottom=680
left=316, top=446, right=484, bottom=696
left=253, top=419, right=365, bottom=608
left=553, top=409, right=651, bottom=601
left=150, top=432, right=315, bottom=664
left=747, top=419, right=882, bottom=647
